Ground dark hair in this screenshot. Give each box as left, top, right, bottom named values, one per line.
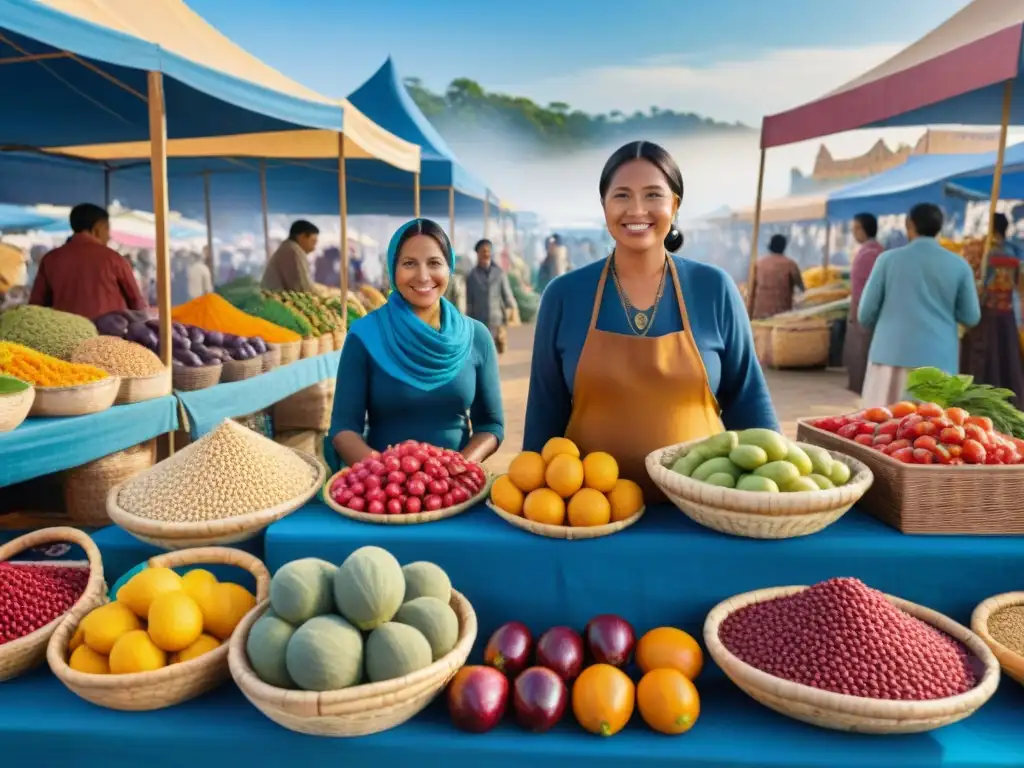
left=768, top=234, right=787, bottom=254
left=474, top=239, right=493, bottom=253
left=69, top=203, right=108, bottom=234
left=853, top=213, right=878, bottom=239
left=598, top=140, right=684, bottom=253
left=394, top=218, right=453, bottom=267
left=993, top=212, right=1010, bottom=238
left=908, top=203, right=943, bottom=238
left=289, top=219, right=319, bottom=239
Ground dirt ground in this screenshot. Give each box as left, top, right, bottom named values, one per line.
left=490, top=323, right=860, bottom=474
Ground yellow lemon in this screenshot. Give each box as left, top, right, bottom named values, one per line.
left=169, top=633, right=221, bottom=664
left=81, top=602, right=142, bottom=655
left=181, top=569, right=218, bottom=602
left=195, top=582, right=257, bottom=641
left=607, top=479, right=644, bottom=522
left=117, top=567, right=183, bottom=619
left=545, top=454, right=584, bottom=498
left=490, top=474, right=525, bottom=516
left=148, top=591, right=204, bottom=652
left=68, top=644, right=110, bottom=674
left=582, top=451, right=619, bottom=493
left=507, top=452, right=547, bottom=493
left=68, top=625, right=85, bottom=652
left=541, top=437, right=580, bottom=464
left=109, top=630, right=166, bottom=674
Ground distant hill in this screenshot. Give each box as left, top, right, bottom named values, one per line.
left=404, top=77, right=754, bottom=154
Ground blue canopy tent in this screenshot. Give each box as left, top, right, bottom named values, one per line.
left=0, top=203, right=63, bottom=232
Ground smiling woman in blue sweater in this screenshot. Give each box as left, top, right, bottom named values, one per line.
left=523, top=141, right=778, bottom=501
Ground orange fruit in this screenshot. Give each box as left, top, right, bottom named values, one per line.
left=606, top=479, right=644, bottom=522
left=545, top=454, right=584, bottom=498
left=567, top=488, right=612, bottom=527
left=636, top=627, right=704, bottom=679
left=522, top=488, right=566, bottom=526
left=572, top=663, right=635, bottom=737
left=637, top=668, right=700, bottom=735
left=541, top=437, right=580, bottom=464
left=582, top=451, right=619, bottom=492
left=507, top=452, right=547, bottom=493
left=491, top=475, right=525, bottom=516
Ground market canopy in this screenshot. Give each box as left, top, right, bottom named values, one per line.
left=0, top=203, right=64, bottom=231
left=761, top=0, right=1024, bottom=148
left=729, top=195, right=828, bottom=225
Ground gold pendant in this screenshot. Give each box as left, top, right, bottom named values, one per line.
left=634, top=311, right=649, bottom=331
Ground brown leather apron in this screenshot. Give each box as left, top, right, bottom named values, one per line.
left=564, top=257, right=723, bottom=503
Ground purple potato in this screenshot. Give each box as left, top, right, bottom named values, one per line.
left=171, top=335, right=191, bottom=352
left=94, top=312, right=130, bottom=338
left=144, top=318, right=161, bottom=332
left=248, top=337, right=268, bottom=354
left=203, top=330, right=224, bottom=347
left=173, top=348, right=203, bottom=367
left=187, top=326, right=205, bottom=345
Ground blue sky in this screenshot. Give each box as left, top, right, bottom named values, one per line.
left=192, top=0, right=969, bottom=122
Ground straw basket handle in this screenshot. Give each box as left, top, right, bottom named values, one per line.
left=147, top=547, right=271, bottom=602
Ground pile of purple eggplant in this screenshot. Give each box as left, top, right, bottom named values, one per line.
left=93, top=311, right=268, bottom=368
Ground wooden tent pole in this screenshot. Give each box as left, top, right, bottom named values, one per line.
left=448, top=186, right=456, bottom=245
left=745, top=148, right=767, bottom=315
left=979, top=80, right=1014, bottom=284
left=259, top=159, right=270, bottom=261
left=203, top=171, right=214, bottom=275
left=338, top=133, right=349, bottom=330
left=413, top=172, right=421, bottom=218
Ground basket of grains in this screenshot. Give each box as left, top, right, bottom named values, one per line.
left=261, top=344, right=281, bottom=373
left=300, top=337, right=319, bottom=359
left=0, top=374, right=34, bottom=432
left=0, top=305, right=97, bottom=360
left=70, top=336, right=171, bottom=405
left=318, top=333, right=334, bottom=354
left=971, top=593, right=1024, bottom=685
left=276, top=340, right=301, bottom=365
left=63, top=440, right=157, bottom=527
left=704, top=578, right=1000, bottom=734
left=47, top=546, right=270, bottom=711
left=0, top=341, right=120, bottom=417
left=106, top=420, right=324, bottom=549
left=0, top=527, right=106, bottom=682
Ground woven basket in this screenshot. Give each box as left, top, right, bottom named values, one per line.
left=300, top=338, right=319, bottom=359
left=31, top=376, right=120, bottom=417
left=276, top=340, right=301, bottom=365
left=172, top=363, right=222, bottom=392
left=105, top=448, right=325, bottom=550
left=319, top=334, right=335, bottom=354
left=971, top=592, right=1024, bottom=686
left=0, top=527, right=105, bottom=682
left=47, top=547, right=270, bottom=711
left=752, top=323, right=774, bottom=368
left=796, top=418, right=1024, bottom=534
left=0, top=385, right=34, bottom=432
left=322, top=469, right=493, bottom=525
left=63, top=440, right=157, bottom=527
left=222, top=357, right=263, bottom=383
left=115, top=367, right=172, bottom=405
left=487, top=500, right=646, bottom=539
left=228, top=590, right=477, bottom=736
left=332, top=330, right=345, bottom=349
left=704, top=586, right=1000, bottom=734
left=645, top=438, right=873, bottom=539
left=769, top=319, right=830, bottom=369
left=260, top=346, right=281, bottom=373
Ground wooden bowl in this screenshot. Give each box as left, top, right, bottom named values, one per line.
left=0, top=527, right=106, bottom=681
left=487, top=501, right=646, bottom=539
left=971, top=592, right=1024, bottom=686
left=30, top=376, right=120, bottom=417
left=704, top=585, right=1000, bottom=734
left=0, top=385, right=34, bottom=432
left=322, top=469, right=493, bottom=525
left=646, top=438, right=873, bottom=539
left=115, top=367, right=172, bottom=405
left=47, top=547, right=270, bottom=711
left=228, top=591, right=477, bottom=736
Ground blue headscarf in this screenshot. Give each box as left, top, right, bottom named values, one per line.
left=349, top=219, right=473, bottom=391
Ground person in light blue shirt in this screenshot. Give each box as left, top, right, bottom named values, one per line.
left=858, top=203, right=981, bottom=407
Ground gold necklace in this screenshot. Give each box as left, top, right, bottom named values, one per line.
left=610, top=256, right=668, bottom=336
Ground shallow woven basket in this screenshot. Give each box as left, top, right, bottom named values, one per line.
left=276, top=340, right=301, bottom=365
left=487, top=501, right=646, bottom=539
left=971, top=592, right=1024, bottom=686
left=105, top=448, right=325, bottom=550
left=704, top=586, right=1000, bottom=734
left=222, top=357, right=263, bottom=383
left=300, top=338, right=319, bottom=359
left=322, top=469, right=493, bottom=525
left=172, top=363, right=222, bottom=392
left=770, top=319, right=830, bottom=369
left=47, top=547, right=270, bottom=711
left=0, top=385, right=34, bottom=432
left=0, top=527, right=105, bottom=682
left=228, top=590, right=477, bottom=736
left=30, top=376, right=120, bottom=417
left=260, top=346, right=281, bottom=373
left=115, top=367, right=172, bottom=405
left=646, top=438, right=873, bottom=539
left=63, top=440, right=156, bottom=527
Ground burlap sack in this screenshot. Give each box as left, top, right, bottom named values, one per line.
left=273, top=379, right=335, bottom=432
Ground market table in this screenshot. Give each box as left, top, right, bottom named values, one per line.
left=3, top=666, right=1023, bottom=768
left=175, top=351, right=340, bottom=439
left=0, top=396, right=179, bottom=487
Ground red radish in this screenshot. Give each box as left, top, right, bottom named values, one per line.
left=368, top=460, right=387, bottom=476
left=405, top=496, right=422, bottom=514
left=424, top=494, right=443, bottom=511
left=443, top=492, right=455, bottom=507
left=429, top=479, right=449, bottom=496
left=451, top=487, right=469, bottom=504
left=400, top=455, right=422, bottom=474
left=348, top=481, right=366, bottom=497
left=334, top=490, right=354, bottom=506
left=384, top=483, right=403, bottom=499
left=386, top=499, right=403, bottom=515
left=585, top=614, right=636, bottom=667
left=448, top=666, right=508, bottom=733
left=386, top=470, right=406, bottom=486
left=363, top=475, right=382, bottom=491
left=513, top=667, right=567, bottom=732
left=484, top=621, right=533, bottom=677
left=366, top=488, right=387, bottom=503
left=367, top=500, right=385, bottom=515
left=535, top=626, right=584, bottom=681
left=383, top=455, right=401, bottom=473
left=347, top=496, right=366, bottom=512
left=406, top=479, right=426, bottom=497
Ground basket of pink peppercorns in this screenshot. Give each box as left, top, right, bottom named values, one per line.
left=703, top=578, right=1000, bottom=734
left=0, top=527, right=106, bottom=681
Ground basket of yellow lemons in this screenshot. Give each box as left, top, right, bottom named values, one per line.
left=47, top=547, right=269, bottom=711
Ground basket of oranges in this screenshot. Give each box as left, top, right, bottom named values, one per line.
left=488, top=438, right=646, bottom=539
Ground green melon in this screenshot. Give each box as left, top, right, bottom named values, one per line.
left=365, top=622, right=433, bottom=683
left=333, top=547, right=405, bottom=630
left=269, top=558, right=337, bottom=624
left=285, top=614, right=363, bottom=692
left=246, top=613, right=297, bottom=689
left=394, top=597, right=459, bottom=660
left=400, top=562, right=452, bottom=604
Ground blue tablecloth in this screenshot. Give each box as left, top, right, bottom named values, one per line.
left=3, top=667, right=1023, bottom=767
left=0, top=396, right=179, bottom=487
left=265, top=503, right=1024, bottom=656
left=176, top=351, right=340, bottom=439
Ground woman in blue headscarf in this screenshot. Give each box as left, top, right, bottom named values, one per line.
left=326, top=218, right=505, bottom=471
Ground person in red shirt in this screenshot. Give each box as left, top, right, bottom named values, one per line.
left=29, top=203, right=147, bottom=321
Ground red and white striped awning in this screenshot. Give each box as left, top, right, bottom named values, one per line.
left=761, top=0, right=1024, bottom=149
